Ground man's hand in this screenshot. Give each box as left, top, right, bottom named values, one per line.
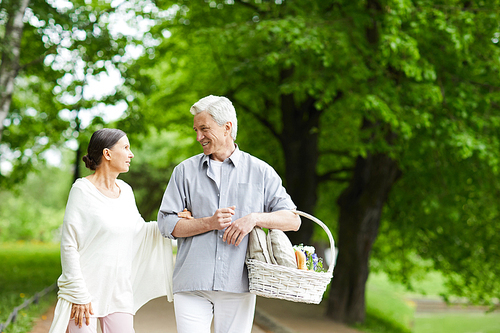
left=171, top=206, right=235, bottom=238
left=177, top=208, right=193, bottom=219
left=223, top=212, right=256, bottom=246
left=71, top=302, right=94, bottom=328
left=223, top=210, right=301, bottom=246
left=209, top=206, right=235, bottom=230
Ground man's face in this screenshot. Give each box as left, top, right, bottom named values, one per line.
left=193, top=111, right=230, bottom=161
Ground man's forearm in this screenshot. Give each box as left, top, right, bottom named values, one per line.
left=254, top=210, right=301, bottom=231
left=172, top=206, right=235, bottom=238
left=171, top=217, right=213, bottom=238
left=222, top=209, right=300, bottom=246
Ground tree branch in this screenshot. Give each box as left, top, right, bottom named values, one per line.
left=209, top=42, right=228, bottom=82
left=233, top=99, right=280, bottom=141
left=491, top=102, right=500, bottom=110
left=21, top=3, right=119, bottom=72
left=318, top=167, right=354, bottom=183
left=320, top=149, right=352, bottom=157
left=20, top=44, right=58, bottom=71
left=234, top=0, right=266, bottom=15
left=328, top=177, right=351, bottom=183
left=464, top=79, right=500, bottom=91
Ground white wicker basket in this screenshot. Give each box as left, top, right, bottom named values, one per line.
left=246, top=210, right=335, bottom=304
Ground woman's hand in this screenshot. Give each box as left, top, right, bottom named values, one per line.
left=177, top=208, right=193, bottom=219
left=70, top=302, right=94, bottom=328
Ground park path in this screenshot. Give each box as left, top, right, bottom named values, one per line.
left=30, top=295, right=499, bottom=333
left=408, top=298, right=499, bottom=313
left=29, top=296, right=361, bottom=333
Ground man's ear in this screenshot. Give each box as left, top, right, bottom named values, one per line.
left=225, top=122, right=232, bottom=135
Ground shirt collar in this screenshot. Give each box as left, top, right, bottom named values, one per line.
left=228, top=144, right=241, bottom=167
left=201, top=144, right=241, bottom=168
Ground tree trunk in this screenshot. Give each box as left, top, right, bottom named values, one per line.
left=280, top=86, right=320, bottom=245
left=73, top=142, right=82, bottom=183
left=73, top=113, right=82, bottom=182
left=325, top=0, right=391, bottom=321
left=0, top=0, right=30, bottom=142
left=326, top=148, right=401, bottom=324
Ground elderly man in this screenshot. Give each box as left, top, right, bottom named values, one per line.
left=157, top=95, right=300, bottom=333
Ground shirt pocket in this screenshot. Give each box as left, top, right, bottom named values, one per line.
left=237, top=183, right=264, bottom=215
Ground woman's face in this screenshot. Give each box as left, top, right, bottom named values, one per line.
left=106, top=135, right=134, bottom=173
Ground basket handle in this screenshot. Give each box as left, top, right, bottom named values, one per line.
left=291, top=210, right=336, bottom=274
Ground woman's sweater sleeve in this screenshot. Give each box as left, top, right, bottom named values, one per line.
left=130, top=202, right=174, bottom=312
left=57, top=185, right=92, bottom=304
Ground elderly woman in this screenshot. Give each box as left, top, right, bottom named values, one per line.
left=49, top=128, right=176, bottom=333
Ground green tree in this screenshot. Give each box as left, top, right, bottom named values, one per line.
left=0, top=154, right=73, bottom=242
left=124, top=0, right=500, bottom=324
left=0, top=0, right=162, bottom=187
left=0, top=0, right=30, bottom=142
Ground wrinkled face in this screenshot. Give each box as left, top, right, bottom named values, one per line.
left=193, top=111, right=231, bottom=161
left=105, top=135, right=134, bottom=173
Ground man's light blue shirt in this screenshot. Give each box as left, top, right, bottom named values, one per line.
left=157, top=146, right=296, bottom=294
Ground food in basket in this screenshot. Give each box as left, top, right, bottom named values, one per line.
left=294, top=249, right=307, bottom=270
left=293, top=244, right=327, bottom=272
left=246, top=211, right=334, bottom=304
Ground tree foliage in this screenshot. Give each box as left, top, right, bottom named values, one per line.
left=0, top=158, right=72, bottom=242
left=2, top=0, right=500, bottom=325
left=0, top=0, right=161, bottom=187
left=123, top=0, right=500, bottom=323
left=119, top=128, right=198, bottom=221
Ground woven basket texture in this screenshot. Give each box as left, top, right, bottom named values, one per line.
left=246, top=210, right=335, bottom=304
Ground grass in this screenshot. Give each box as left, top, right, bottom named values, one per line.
left=356, top=273, right=415, bottom=333
left=413, top=313, right=500, bottom=333
left=360, top=271, right=500, bottom=333
left=0, top=241, right=61, bottom=333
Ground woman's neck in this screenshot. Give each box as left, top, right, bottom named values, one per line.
left=86, top=168, right=120, bottom=198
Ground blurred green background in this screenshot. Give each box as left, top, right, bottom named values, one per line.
left=1, top=0, right=500, bottom=332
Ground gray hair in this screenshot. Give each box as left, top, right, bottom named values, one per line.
left=190, top=95, right=238, bottom=140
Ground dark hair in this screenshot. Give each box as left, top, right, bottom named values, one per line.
left=82, top=128, right=126, bottom=170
